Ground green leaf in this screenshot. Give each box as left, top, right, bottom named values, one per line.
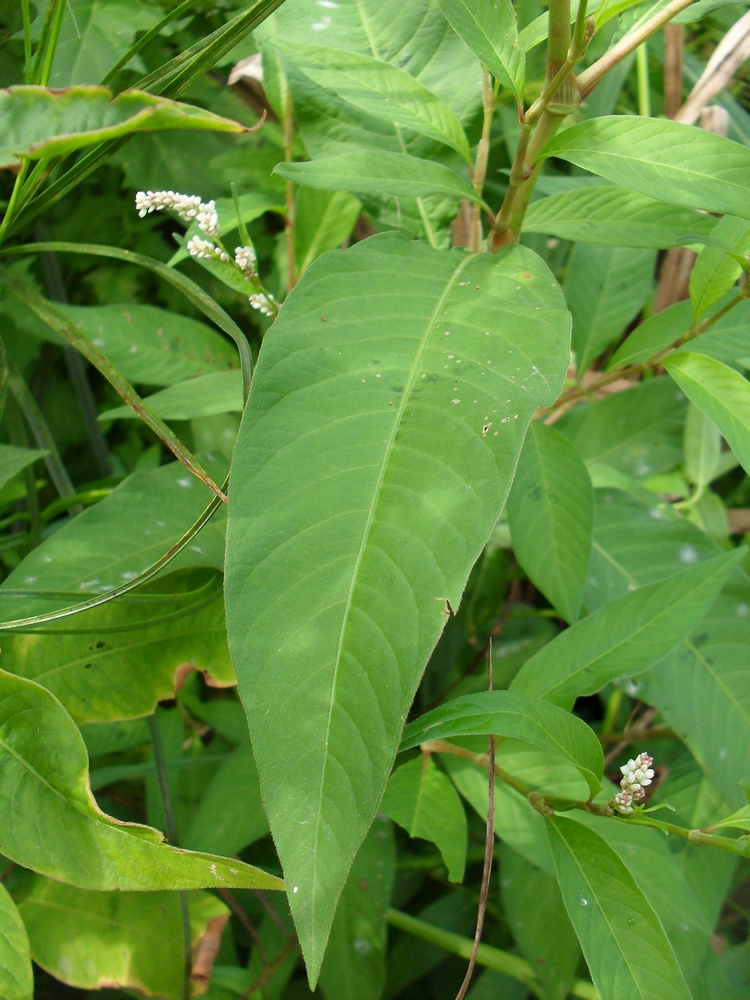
left=0, top=669, right=282, bottom=891
left=710, top=805, right=750, bottom=833
left=0, top=456, right=227, bottom=625
left=224, top=232, right=570, bottom=979
left=511, top=549, right=744, bottom=709
left=435, top=0, right=524, bottom=108
left=0, top=570, right=234, bottom=724
left=689, top=216, right=750, bottom=318
left=381, top=755, right=467, bottom=881
left=538, top=116, right=750, bottom=219
left=607, top=300, right=693, bottom=370
left=51, top=303, right=239, bottom=387
left=0, top=85, right=248, bottom=169
left=565, top=244, right=656, bottom=373
left=547, top=816, right=692, bottom=1000
left=274, top=152, right=485, bottom=208
left=319, top=815, right=395, bottom=1000
left=100, top=371, right=244, bottom=422
left=295, top=188, right=362, bottom=278
left=401, top=690, right=603, bottom=796
left=500, top=844, right=580, bottom=1000
left=0, top=444, right=47, bottom=491
left=507, top=421, right=593, bottom=623
left=275, top=42, right=472, bottom=163
left=684, top=402, right=721, bottom=490
left=183, top=745, right=270, bottom=857
left=559, top=376, right=686, bottom=480
left=0, top=884, right=32, bottom=1000
left=49, top=0, right=161, bottom=87
left=17, top=876, right=227, bottom=997
left=665, top=353, right=750, bottom=476
left=523, top=187, right=716, bottom=249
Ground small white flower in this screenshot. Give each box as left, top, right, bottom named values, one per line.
left=248, top=291, right=276, bottom=317
left=614, top=790, right=634, bottom=814
left=235, top=245, right=257, bottom=277
left=186, top=236, right=230, bottom=262
left=616, top=752, right=654, bottom=807
left=134, top=190, right=219, bottom=237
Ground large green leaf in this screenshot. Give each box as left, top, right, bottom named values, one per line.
left=51, top=304, right=238, bottom=387
left=0, top=456, right=227, bottom=625
left=565, top=244, right=655, bottom=373
left=523, top=187, right=716, bottom=248
left=666, top=353, right=750, bottom=476
left=275, top=152, right=483, bottom=207
left=100, top=371, right=243, bottom=422
left=547, top=816, right=692, bottom=1000
left=500, top=844, right=580, bottom=1000
left=401, top=690, right=603, bottom=796
left=506, top=421, right=593, bottom=623
left=319, top=815, right=395, bottom=1000
left=689, top=216, right=750, bottom=319
left=276, top=42, right=472, bottom=162
left=511, top=549, right=744, bottom=709
left=224, top=232, right=570, bottom=979
left=17, top=877, right=227, bottom=998
left=0, top=570, right=233, bottom=724
left=0, top=85, right=247, bottom=169
left=539, top=116, right=750, bottom=219
left=435, top=0, right=524, bottom=108
left=296, top=189, right=362, bottom=278
left=0, top=884, right=32, bottom=1000
left=0, top=669, right=282, bottom=890
left=182, top=745, right=270, bottom=857
left=381, top=755, right=467, bottom=881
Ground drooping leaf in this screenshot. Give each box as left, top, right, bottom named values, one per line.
left=506, top=421, right=593, bottom=623
left=0, top=669, right=282, bottom=891
left=510, top=549, right=744, bottom=709
left=689, top=216, right=750, bottom=318
left=295, top=188, right=362, bottom=278
left=538, top=116, right=750, bottom=219
left=183, top=745, right=270, bottom=857
left=274, top=152, right=484, bottom=207
left=400, top=690, right=603, bottom=796
left=564, top=243, right=655, bottom=373
left=224, top=232, right=570, bottom=979
left=319, top=815, right=396, bottom=1000
left=607, top=300, right=693, bottom=370
left=435, top=0, right=524, bottom=108
left=0, top=455, right=227, bottom=625
left=547, top=816, right=692, bottom=1000
left=100, top=371, right=243, bottom=422
left=0, top=85, right=247, bottom=168
left=381, top=755, right=468, bottom=881
left=0, top=884, right=32, bottom=1000
left=0, top=570, right=233, bottom=724
left=50, top=304, right=239, bottom=387
left=523, top=187, right=716, bottom=248
left=275, top=42, right=472, bottom=163
left=559, top=376, right=686, bottom=480
left=18, top=877, right=228, bottom=998
left=0, top=444, right=48, bottom=492
left=665, top=353, right=750, bottom=476
left=500, top=844, right=581, bottom=1000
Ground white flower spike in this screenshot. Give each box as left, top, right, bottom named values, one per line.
left=235, top=245, right=257, bottom=277
left=249, top=291, right=276, bottom=317
left=613, top=752, right=655, bottom=814
left=134, top=190, right=219, bottom=239
left=186, top=236, right=230, bottom=262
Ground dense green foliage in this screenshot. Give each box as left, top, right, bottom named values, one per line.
left=2, top=0, right=750, bottom=998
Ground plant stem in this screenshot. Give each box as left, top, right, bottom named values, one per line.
left=0, top=162, right=30, bottom=248
left=283, top=92, right=296, bottom=294
left=39, top=0, right=66, bottom=86
left=636, top=43, right=651, bottom=117
left=470, top=71, right=497, bottom=252
left=147, top=713, right=192, bottom=1000
left=21, top=0, right=32, bottom=82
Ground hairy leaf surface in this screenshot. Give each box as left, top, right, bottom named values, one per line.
left=224, top=232, right=570, bottom=977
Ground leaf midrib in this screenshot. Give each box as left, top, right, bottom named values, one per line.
left=309, top=251, right=474, bottom=955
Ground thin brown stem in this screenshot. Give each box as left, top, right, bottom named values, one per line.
left=239, top=934, right=299, bottom=1000
left=599, top=724, right=676, bottom=744
left=254, top=889, right=292, bottom=939
left=216, top=888, right=268, bottom=965
left=470, top=71, right=497, bottom=252
left=454, top=645, right=496, bottom=1000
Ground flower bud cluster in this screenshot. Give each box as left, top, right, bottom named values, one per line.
left=235, top=245, right=257, bottom=278
left=249, top=291, right=276, bottom=317
left=135, top=190, right=219, bottom=239
left=186, top=236, right=230, bottom=262
left=613, top=752, right=654, bottom=814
